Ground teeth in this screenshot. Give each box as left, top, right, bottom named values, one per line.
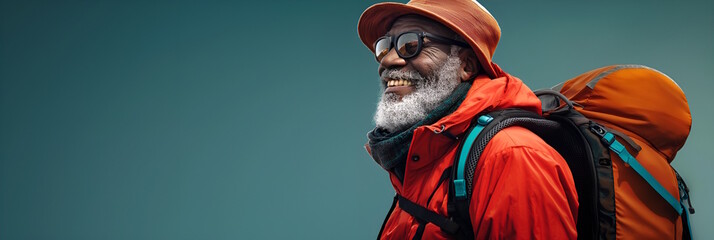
left=387, top=79, right=412, bottom=87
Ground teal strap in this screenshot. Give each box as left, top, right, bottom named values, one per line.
left=454, top=115, right=493, bottom=199
left=601, top=133, right=683, bottom=214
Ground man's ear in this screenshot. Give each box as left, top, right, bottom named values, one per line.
left=458, top=49, right=479, bottom=82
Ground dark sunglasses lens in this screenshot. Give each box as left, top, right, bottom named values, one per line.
left=396, top=33, right=420, bottom=58
left=375, top=38, right=390, bottom=61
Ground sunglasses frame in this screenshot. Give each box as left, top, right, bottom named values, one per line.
left=374, top=31, right=470, bottom=62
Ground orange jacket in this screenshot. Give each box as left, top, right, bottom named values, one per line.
left=369, top=70, right=579, bottom=239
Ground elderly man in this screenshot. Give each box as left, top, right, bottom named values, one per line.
left=358, top=0, right=579, bottom=239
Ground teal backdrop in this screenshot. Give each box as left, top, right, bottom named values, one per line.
left=1, top=0, right=712, bottom=239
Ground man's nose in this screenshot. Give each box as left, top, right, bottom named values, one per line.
left=378, top=48, right=407, bottom=75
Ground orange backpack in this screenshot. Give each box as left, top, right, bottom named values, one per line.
left=447, top=65, right=694, bottom=239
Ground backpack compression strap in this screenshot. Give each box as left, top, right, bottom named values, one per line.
left=589, top=123, right=684, bottom=214
left=675, top=169, right=695, bottom=240
left=590, top=123, right=695, bottom=239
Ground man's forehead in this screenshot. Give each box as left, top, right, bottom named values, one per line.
left=386, top=15, right=455, bottom=36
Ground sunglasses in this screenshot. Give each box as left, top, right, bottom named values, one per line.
left=374, top=31, right=469, bottom=62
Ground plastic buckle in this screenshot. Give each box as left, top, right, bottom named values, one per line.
left=454, top=179, right=467, bottom=199
left=590, top=123, right=616, bottom=146
left=477, top=115, right=493, bottom=125
left=589, top=123, right=607, bottom=138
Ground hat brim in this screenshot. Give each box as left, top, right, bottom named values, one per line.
left=357, top=2, right=497, bottom=78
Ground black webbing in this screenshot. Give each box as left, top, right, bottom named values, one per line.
left=426, top=167, right=452, bottom=207
left=377, top=194, right=398, bottom=239
left=447, top=198, right=473, bottom=240
left=398, top=195, right=460, bottom=235
left=379, top=168, right=455, bottom=239
left=412, top=221, right=426, bottom=240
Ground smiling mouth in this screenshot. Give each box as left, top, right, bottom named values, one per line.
left=383, top=78, right=416, bottom=95
left=385, top=79, right=414, bottom=87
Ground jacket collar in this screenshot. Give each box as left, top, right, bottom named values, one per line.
left=422, top=72, right=542, bottom=137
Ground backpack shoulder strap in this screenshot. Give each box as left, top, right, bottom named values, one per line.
left=449, top=109, right=559, bottom=238
left=452, top=109, right=554, bottom=200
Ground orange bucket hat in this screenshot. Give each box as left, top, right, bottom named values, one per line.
left=358, top=0, right=502, bottom=78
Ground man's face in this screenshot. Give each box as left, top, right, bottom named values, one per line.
left=378, top=16, right=457, bottom=98
left=373, top=15, right=467, bottom=132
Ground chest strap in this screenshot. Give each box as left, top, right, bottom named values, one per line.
left=397, top=195, right=460, bottom=236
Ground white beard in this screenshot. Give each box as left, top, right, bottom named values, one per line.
left=374, top=48, right=462, bottom=133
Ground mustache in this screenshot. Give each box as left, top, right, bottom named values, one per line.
left=380, top=69, right=426, bottom=83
